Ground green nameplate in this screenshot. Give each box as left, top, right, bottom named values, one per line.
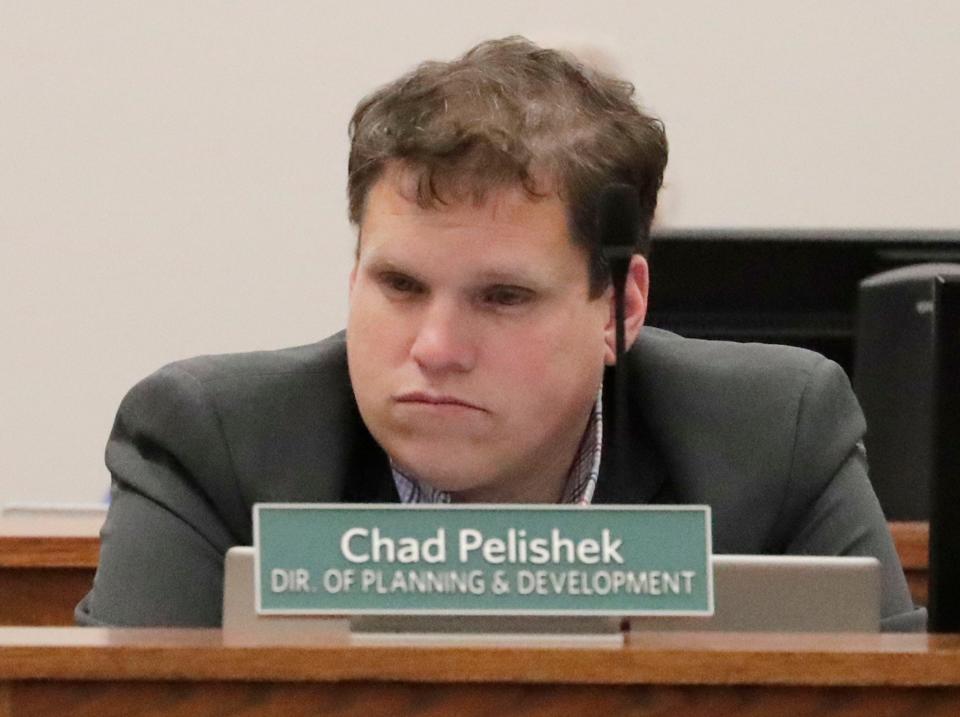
left=254, top=504, right=713, bottom=616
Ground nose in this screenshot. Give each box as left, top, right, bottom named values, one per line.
left=409, top=299, right=477, bottom=375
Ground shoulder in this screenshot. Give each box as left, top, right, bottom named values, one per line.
left=632, top=326, right=827, bottom=386
left=109, top=332, right=362, bottom=530
left=149, top=331, right=349, bottom=390
left=119, top=332, right=352, bottom=420
left=629, top=327, right=853, bottom=431
left=628, top=328, right=865, bottom=551
left=118, top=329, right=358, bottom=458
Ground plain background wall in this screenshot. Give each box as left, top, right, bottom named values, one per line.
left=2, top=1, right=959, bottom=505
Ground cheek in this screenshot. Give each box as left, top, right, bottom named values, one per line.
left=486, top=309, right=606, bottom=386
left=348, top=307, right=393, bottom=399
left=348, top=288, right=409, bottom=362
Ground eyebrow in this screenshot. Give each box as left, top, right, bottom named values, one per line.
left=360, top=255, right=421, bottom=278
left=471, top=269, right=544, bottom=287
left=363, top=253, right=545, bottom=286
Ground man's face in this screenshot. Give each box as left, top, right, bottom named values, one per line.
left=347, top=172, right=610, bottom=503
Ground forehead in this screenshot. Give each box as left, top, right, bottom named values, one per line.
left=357, top=171, right=584, bottom=268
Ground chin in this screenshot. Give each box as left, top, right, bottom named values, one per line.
left=390, top=442, right=494, bottom=495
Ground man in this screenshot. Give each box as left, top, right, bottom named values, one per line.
left=76, top=37, right=923, bottom=629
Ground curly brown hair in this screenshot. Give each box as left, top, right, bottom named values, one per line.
left=347, top=36, right=668, bottom=297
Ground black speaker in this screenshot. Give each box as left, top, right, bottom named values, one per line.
left=853, top=263, right=960, bottom=520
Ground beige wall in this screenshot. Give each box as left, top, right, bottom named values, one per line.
left=2, top=1, right=959, bottom=504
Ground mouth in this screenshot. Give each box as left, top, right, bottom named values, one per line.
left=394, top=392, right=486, bottom=412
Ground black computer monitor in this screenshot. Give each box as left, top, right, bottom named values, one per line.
left=852, top=264, right=960, bottom=520
left=929, top=275, right=960, bottom=632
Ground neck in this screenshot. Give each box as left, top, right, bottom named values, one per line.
left=448, top=463, right=568, bottom=504
left=450, top=408, right=595, bottom=504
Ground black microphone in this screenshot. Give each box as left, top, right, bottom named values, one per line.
left=598, top=183, right=641, bottom=362
left=597, top=184, right=641, bottom=493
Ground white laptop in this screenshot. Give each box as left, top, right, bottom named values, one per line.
left=222, top=547, right=880, bottom=641
left=630, top=554, right=880, bottom=632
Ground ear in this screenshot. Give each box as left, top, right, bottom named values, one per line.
left=603, top=254, right=649, bottom=365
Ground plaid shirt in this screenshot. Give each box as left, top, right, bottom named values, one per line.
left=392, top=387, right=603, bottom=505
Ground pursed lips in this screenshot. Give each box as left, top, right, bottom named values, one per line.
left=394, top=391, right=487, bottom=412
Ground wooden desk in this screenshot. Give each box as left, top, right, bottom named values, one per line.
left=0, top=516, right=102, bottom=626
left=1, top=628, right=959, bottom=716
left=891, top=521, right=930, bottom=606
left=0, top=518, right=931, bottom=626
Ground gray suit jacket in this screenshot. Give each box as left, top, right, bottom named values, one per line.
left=76, top=328, right=924, bottom=630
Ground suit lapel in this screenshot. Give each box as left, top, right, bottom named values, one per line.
left=340, top=424, right=398, bottom=503
left=593, top=364, right=669, bottom=505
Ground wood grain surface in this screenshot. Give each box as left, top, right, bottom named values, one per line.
left=0, top=520, right=932, bottom=626
left=2, top=629, right=960, bottom=717
left=0, top=516, right=102, bottom=568
left=0, top=570, right=94, bottom=627
left=5, top=681, right=960, bottom=717
left=0, top=516, right=102, bottom=627
left=2, top=628, right=960, bottom=685
left=890, top=521, right=930, bottom=606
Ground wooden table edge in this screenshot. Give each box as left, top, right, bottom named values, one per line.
left=2, top=629, right=959, bottom=688
left=0, top=537, right=100, bottom=569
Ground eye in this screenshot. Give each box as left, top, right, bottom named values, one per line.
left=480, top=285, right=535, bottom=308
left=379, top=271, right=425, bottom=297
